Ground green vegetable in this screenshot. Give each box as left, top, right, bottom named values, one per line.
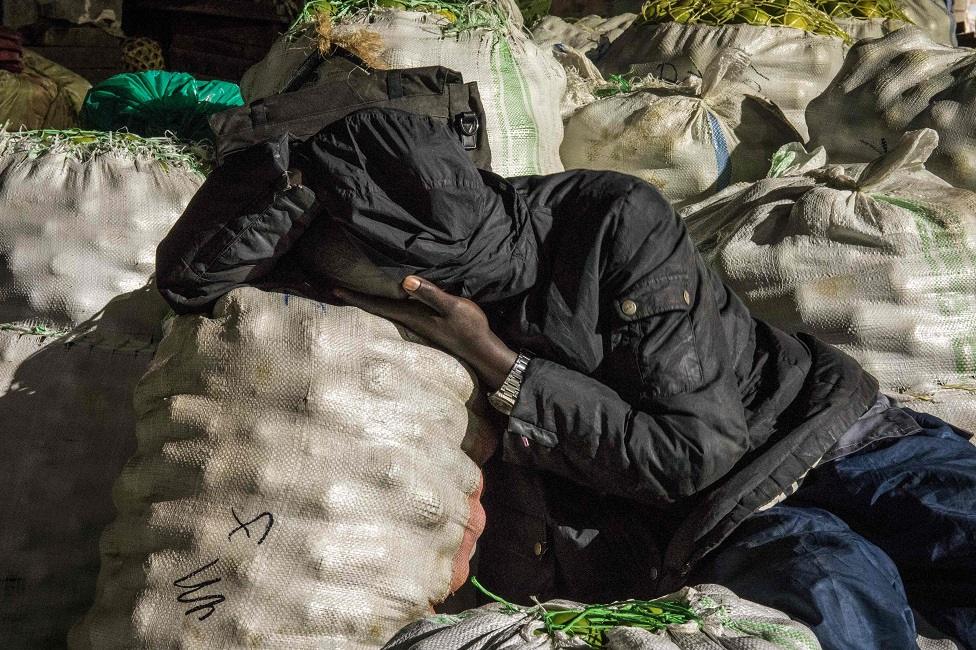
left=640, top=0, right=853, bottom=42
left=470, top=576, right=701, bottom=647
left=286, top=0, right=514, bottom=39
left=0, top=127, right=212, bottom=175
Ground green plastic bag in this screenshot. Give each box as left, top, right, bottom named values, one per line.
left=80, top=71, right=244, bottom=141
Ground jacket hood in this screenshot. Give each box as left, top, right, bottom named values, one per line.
left=295, top=108, right=538, bottom=302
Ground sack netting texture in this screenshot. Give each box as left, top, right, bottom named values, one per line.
left=682, top=129, right=976, bottom=431
left=72, top=287, right=494, bottom=649
left=240, top=0, right=566, bottom=178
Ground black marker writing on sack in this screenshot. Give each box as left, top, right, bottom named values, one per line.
left=173, top=559, right=225, bottom=621
left=228, top=508, right=274, bottom=545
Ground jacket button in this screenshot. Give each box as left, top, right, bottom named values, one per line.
left=621, top=299, right=638, bottom=316
left=683, top=290, right=691, bottom=305
left=533, top=542, right=544, bottom=556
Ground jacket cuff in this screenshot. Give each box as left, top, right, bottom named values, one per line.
left=502, top=358, right=561, bottom=465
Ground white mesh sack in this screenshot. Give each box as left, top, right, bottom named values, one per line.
left=561, top=49, right=800, bottom=208
left=597, top=21, right=846, bottom=140
left=240, top=1, right=565, bottom=178
left=531, top=13, right=639, bottom=56
left=806, top=27, right=976, bottom=193
left=71, top=287, right=497, bottom=649
left=383, top=584, right=822, bottom=650
left=681, top=129, right=976, bottom=431
left=0, top=130, right=205, bottom=330
left=0, top=287, right=170, bottom=648
left=0, top=132, right=204, bottom=647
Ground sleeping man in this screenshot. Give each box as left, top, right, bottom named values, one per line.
left=157, top=108, right=976, bottom=649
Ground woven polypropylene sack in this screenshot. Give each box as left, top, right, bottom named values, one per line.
left=383, top=584, right=821, bottom=650
left=561, top=49, right=800, bottom=208
left=598, top=21, right=845, bottom=140
left=71, top=287, right=496, bottom=649
left=0, top=50, right=90, bottom=130
left=0, top=131, right=203, bottom=330
left=806, top=27, right=976, bottom=193
left=240, top=2, right=565, bottom=178
left=834, top=0, right=954, bottom=44
left=531, top=13, right=639, bottom=56
left=0, top=287, right=171, bottom=648
left=682, top=129, right=976, bottom=431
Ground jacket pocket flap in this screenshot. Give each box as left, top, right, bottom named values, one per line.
left=614, top=273, right=692, bottom=322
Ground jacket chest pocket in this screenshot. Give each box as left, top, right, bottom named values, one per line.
left=614, top=274, right=704, bottom=400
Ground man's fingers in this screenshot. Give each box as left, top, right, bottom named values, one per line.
left=402, top=276, right=456, bottom=316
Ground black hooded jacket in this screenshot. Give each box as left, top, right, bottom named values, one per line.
left=156, top=108, right=879, bottom=599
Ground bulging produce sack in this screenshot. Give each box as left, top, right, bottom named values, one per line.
left=240, top=0, right=565, bottom=178
left=807, top=27, right=976, bottom=193
left=71, top=287, right=497, bottom=649
left=531, top=13, right=639, bottom=57
left=599, top=19, right=846, bottom=139
left=0, top=49, right=90, bottom=130
left=682, top=129, right=976, bottom=430
left=383, top=583, right=822, bottom=649
left=0, top=131, right=203, bottom=646
left=561, top=49, right=800, bottom=208
left=0, top=129, right=205, bottom=329
left=0, top=288, right=169, bottom=648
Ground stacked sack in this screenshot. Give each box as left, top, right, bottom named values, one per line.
left=531, top=13, right=639, bottom=57
left=807, top=27, right=976, bottom=193
left=561, top=49, right=800, bottom=208
left=830, top=0, right=956, bottom=44
left=682, top=129, right=976, bottom=430
left=71, top=287, right=497, bottom=649
left=240, top=0, right=566, bottom=178
left=596, top=5, right=848, bottom=138
left=384, top=584, right=822, bottom=649
left=0, top=129, right=205, bottom=647
left=0, top=49, right=90, bottom=129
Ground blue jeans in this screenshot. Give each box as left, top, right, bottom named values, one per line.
left=692, top=410, right=976, bottom=650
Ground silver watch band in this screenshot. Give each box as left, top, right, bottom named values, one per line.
left=488, top=351, right=534, bottom=416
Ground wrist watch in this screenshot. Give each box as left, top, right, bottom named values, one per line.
left=488, top=351, right=534, bottom=416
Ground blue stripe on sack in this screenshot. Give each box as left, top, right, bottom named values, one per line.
left=706, top=111, right=732, bottom=191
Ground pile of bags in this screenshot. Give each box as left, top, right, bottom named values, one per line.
left=240, top=0, right=566, bottom=178
left=70, top=287, right=497, bottom=649
left=0, top=128, right=204, bottom=646
left=807, top=26, right=976, bottom=192
left=0, top=49, right=90, bottom=129
left=560, top=49, right=800, bottom=207
left=595, top=19, right=846, bottom=138
left=682, top=129, right=976, bottom=430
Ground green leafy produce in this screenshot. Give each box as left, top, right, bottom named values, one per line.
left=811, top=0, right=909, bottom=20
left=0, top=128, right=212, bottom=175
left=471, top=577, right=701, bottom=647
left=640, top=0, right=853, bottom=42
left=287, top=0, right=516, bottom=38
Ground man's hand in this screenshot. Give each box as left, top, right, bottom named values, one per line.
left=333, top=276, right=519, bottom=391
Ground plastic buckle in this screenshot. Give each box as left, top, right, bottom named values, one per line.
left=456, top=112, right=479, bottom=150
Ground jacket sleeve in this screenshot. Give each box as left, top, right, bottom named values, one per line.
left=501, top=181, right=751, bottom=506
left=155, top=136, right=318, bottom=314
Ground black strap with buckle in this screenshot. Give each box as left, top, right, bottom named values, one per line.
left=456, top=112, right=479, bottom=150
